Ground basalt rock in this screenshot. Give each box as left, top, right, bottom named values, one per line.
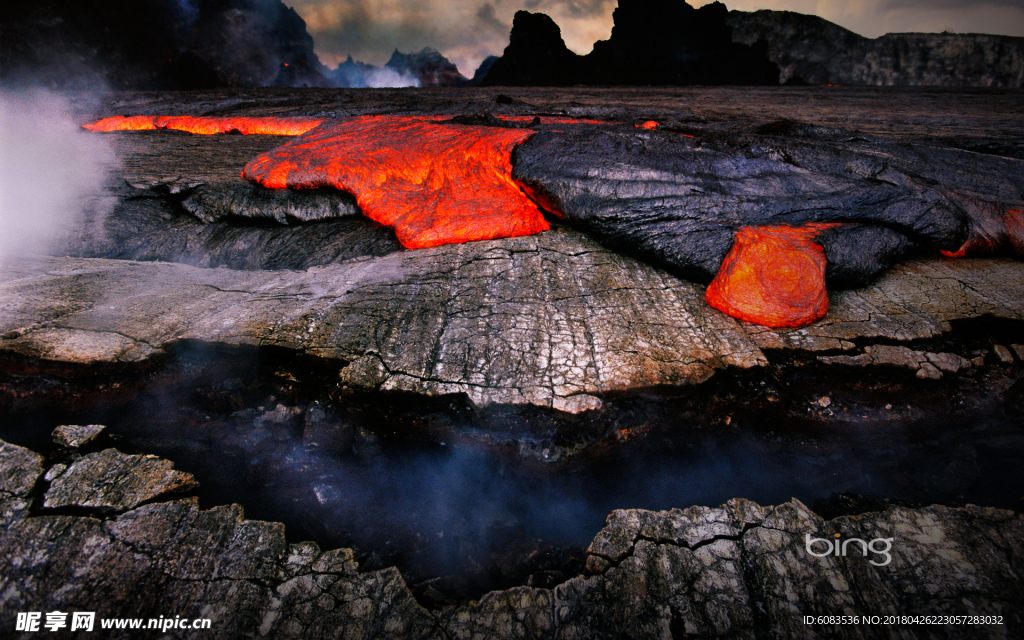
left=727, top=9, right=1024, bottom=87
left=482, top=12, right=586, bottom=87
left=64, top=183, right=402, bottom=272
left=512, top=121, right=1024, bottom=288
left=1, top=432, right=1021, bottom=638
left=0, top=230, right=763, bottom=412
left=483, top=1, right=780, bottom=87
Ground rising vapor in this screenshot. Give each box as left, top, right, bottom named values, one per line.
left=0, top=90, right=117, bottom=264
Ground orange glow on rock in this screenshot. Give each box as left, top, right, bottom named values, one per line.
left=83, top=115, right=325, bottom=136
left=941, top=200, right=1024, bottom=258
left=242, top=116, right=550, bottom=249
left=638, top=121, right=659, bottom=129
left=706, top=224, right=840, bottom=328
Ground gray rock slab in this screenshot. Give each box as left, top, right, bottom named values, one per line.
left=0, top=441, right=44, bottom=525
left=747, top=257, right=1024, bottom=351
left=0, top=228, right=764, bottom=412
left=3, top=241, right=1024, bottom=412
left=52, top=424, right=106, bottom=448
left=43, top=448, right=199, bottom=512
left=0, top=441, right=43, bottom=497
left=994, top=344, right=1015, bottom=364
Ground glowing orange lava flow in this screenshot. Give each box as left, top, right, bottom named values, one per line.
left=83, top=115, right=325, bottom=136
left=243, top=116, right=550, bottom=249
left=706, top=224, right=840, bottom=328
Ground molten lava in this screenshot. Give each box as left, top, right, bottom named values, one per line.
left=242, top=116, right=549, bottom=248
left=705, top=224, right=839, bottom=328
left=638, top=121, right=659, bottom=129
left=83, top=115, right=325, bottom=136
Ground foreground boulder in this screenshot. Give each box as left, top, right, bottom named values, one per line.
left=1, top=432, right=1020, bottom=638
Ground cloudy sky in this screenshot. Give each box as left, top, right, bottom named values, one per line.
left=290, top=0, right=1024, bottom=76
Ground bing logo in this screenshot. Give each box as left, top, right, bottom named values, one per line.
left=805, top=532, right=894, bottom=566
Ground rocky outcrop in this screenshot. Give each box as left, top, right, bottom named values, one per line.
left=727, top=9, right=1024, bottom=87
left=482, top=12, right=586, bottom=87
left=326, top=55, right=383, bottom=88
left=327, top=48, right=469, bottom=88
left=385, top=48, right=469, bottom=87
left=480, top=1, right=1024, bottom=88
left=0, top=0, right=328, bottom=88
left=469, top=55, right=499, bottom=86
left=2, top=430, right=1021, bottom=638
left=483, top=1, right=779, bottom=86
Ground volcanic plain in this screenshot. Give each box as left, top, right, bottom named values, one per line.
left=1, top=86, right=1023, bottom=634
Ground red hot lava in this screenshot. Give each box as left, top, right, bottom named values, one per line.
left=242, top=116, right=549, bottom=249
left=83, top=115, right=325, bottom=136
left=705, top=224, right=840, bottom=328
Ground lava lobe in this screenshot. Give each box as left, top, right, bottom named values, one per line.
left=705, top=224, right=838, bottom=327
left=242, top=116, right=550, bottom=248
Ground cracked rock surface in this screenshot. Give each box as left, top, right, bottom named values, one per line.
left=43, top=448, right=199, bottom=513
left=0, top=228, right=763, bottom=411
left=1, top=432, right=1021, bottom=638
left=2, top=248, right=1023, bottom=411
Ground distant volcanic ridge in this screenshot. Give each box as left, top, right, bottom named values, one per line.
left=327, top=48, right=471, bottom=88
left=727, top=8, right=1024, bottom=87
left=0, top=0, right=329, bottom=89
left=482, top=0, right=780, bottom=86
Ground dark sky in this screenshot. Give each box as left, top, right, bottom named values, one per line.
left=290, top=0, right=1024, bottom=75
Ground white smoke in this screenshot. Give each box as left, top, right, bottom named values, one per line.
left=0, top=90, right=117, bottom=263
left=365, top=67, right=421, bottom=88
left=352, top=67, right=420, bottom=88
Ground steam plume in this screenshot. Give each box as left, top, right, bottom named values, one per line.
left=0, top=90, right=117, bottom=264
